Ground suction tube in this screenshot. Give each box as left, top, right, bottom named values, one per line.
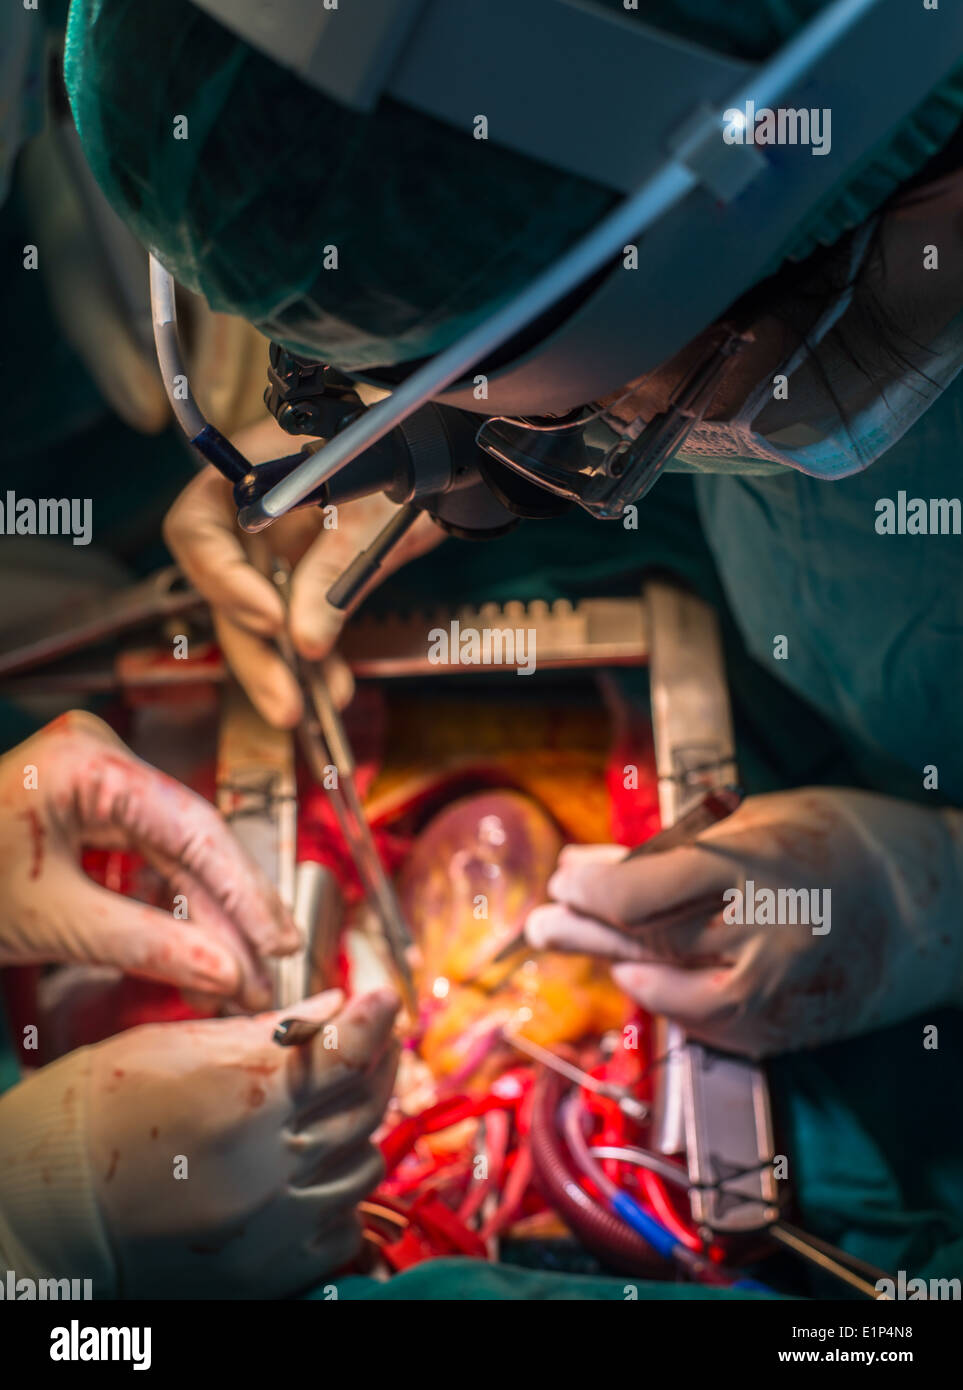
left=528, top=1067, right=670, bottom=1277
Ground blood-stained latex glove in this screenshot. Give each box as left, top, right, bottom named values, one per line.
left=525, top=788, right=963, bottom=1057
left=0, top=711, right=300, bottom=1011
left=0, top=988, right=399, bottom=1297
left=163, top=419, right=445, bottom=729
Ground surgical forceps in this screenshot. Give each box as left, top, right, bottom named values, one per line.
left=271, top=561, right=417, bottom=1015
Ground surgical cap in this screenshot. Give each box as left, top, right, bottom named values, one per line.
left=64, top=0, right=963, bottom=371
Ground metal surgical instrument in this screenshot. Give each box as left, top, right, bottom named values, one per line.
left=504, top=1032, right=649, bottom=1124
left=271, top=562, right=417, bottom=1014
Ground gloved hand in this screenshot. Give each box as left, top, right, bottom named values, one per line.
left=0, top=987, right=399, bottom=1298
left=163, top=418, right=445, bottom=728
left=0, top=710, right=300, bottom=1011
left=525, top=788, right=963, bottom=1057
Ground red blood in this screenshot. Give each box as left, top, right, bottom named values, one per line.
left=189, top=945, right=226, bottom=972
left=18, top=809, right=45, bottom=880
left=44, top=712, right=77, bottom=736
left=606, top=726, right=661, bottom=848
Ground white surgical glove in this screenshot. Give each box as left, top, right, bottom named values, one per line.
left=526, top=788, right=963, bottom=1057
left=0, top=987, right=399, bottom=1297
left=163, top=420, right=445, bottom=729
left=0, top=711, right=300, bottom=1011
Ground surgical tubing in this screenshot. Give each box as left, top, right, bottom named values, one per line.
left=562, top=1096, right=678, bottom=1262
left=528, top=1068, right=668, bottom=1275
left=637, top=1158, right=701, bottom=1253
left=589, top=1136, right=711, bottom=1246
left=563, top=1098, right=775, bottom=1292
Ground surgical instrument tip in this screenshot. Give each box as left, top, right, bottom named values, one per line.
left=504, top=1031, right=648, bottom=1123
left=273, top=1017, right=326, bottom=1047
